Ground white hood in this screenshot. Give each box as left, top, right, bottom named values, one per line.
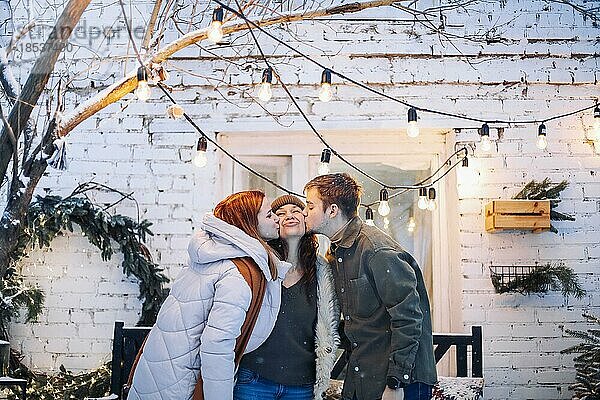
left=188, top=213, right=274, bottom=281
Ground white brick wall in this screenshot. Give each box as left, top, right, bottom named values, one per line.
left=3, top=0, right=599, bottom=397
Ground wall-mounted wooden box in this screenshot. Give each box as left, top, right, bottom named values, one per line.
left=485, top=200, right=551, bottom=233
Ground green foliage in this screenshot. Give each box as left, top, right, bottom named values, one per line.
left=513, top=178, right=575, bottom=232
left=491, top=262, right=586, bottom=299
left=4, top=193, right=169, bottom=332
left=1, top=185, right=170, bottom=398
left=0, top=267, right=44, bottom=340
left=562, top=314, right=600, bottom=400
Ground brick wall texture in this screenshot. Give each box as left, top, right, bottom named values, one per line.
left=2, top=0, right=599, bottom=398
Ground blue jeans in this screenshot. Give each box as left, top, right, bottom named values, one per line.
left=233, top=368, right=314, bottom=400
left=403, top=382, right=433, bottom=400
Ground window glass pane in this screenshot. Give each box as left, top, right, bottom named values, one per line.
left=235, top=156, right=292, bottom=200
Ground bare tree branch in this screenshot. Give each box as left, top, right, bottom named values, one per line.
left=142, top=0, right=164, bottom=50
left=58, top=0, right=401, bottom=136
left=0, top=0, right=91, bottom=183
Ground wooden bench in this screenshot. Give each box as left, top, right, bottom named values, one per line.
left=110, top=322, right=483, bottom=399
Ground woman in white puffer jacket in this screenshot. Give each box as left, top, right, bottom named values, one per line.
left=127, top=190, right=290, bottom=400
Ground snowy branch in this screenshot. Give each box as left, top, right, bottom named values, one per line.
left=58, top=0, right=400, bottom=136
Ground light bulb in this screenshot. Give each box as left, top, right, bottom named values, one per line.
left=479, top=123, right=492, bottom=152
left=427, top=187, right=437, bottom=211
left=207, top=7, right=224, bottom=43
left=317, top=148, right=332, bottom=175
left=257, top=68, right=273, bottom=102
left=427, top=198, right=437, bottom=211
left=193, top=137, right=208, bottom=168
left=417, top=187, right=428, bottom=210
left=591, top=107, right=600, bottom=141
left=407, top=107, right=419, bottom=137
left=537, top=134, right=547, bottom=150
left=193, top=152, right=207, bottom=168
left=257, top=82, right=272, bottom=102
left=318, top=69, right=333, bottom=102
left=480, top=135, right=492, bottom=152
left=365, top=207, right=375, bottom=226
left=383, top=217, right=390, bottom=229
left=319, top=83, right=333, bottom=102
left=407, top=121, right=420, bottom=138
left=207, top=21, right=224, bottom=43
left=135, top=66, right=151, bottom=101
left=537, top=123, right=547, bottom=150
left=167, top=104, right=184, bottom=119
left=317, top=162, right=330, bottom=175
left=135, top=80, right=151, bottom=101
left=378, top=189, right=391, bottom=216
left=378, top=201, right=390, bottom=217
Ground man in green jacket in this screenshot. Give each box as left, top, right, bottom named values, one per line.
left=303, top=173, right=437, bottom=400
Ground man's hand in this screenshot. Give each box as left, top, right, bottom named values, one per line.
left=382, top=387, right=404, bottom=400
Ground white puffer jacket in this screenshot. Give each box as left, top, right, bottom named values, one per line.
left=127, top=213, right=289, bottom=400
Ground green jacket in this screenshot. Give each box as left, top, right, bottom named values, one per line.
left=328, top=217, right=437, bottom=400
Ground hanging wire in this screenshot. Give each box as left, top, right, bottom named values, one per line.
left=214, top=0, right=597, bottom=125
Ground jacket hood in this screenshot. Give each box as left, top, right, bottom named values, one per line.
left=188, top=213, right=280, bottom=281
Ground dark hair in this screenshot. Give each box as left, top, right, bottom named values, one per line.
left=304, top=173, right=362, bottom=218
left=213, top=190, right=277, bottom=280
left=268, top=234, right=318, bottom=298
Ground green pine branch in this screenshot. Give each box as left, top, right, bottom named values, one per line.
left=562, top=314, right=600, bottom=400
left=491, top=262, right=585, bottom=299
left=513, top=178, right=575, bottom=233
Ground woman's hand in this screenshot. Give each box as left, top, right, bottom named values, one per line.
left=381, top=387, right=404, bottom=400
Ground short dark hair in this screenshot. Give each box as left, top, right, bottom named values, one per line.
left=304, top=173, right=362, bottom=219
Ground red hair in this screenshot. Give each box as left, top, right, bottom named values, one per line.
left=214, top=190, right=277, bottom=279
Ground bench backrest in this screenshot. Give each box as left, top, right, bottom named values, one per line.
left=110, top=322, right=483, bottom=397
left=110, top=321, right=151, bottom=398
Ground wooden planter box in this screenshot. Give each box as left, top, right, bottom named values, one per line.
left=485, top=200, right=551, bottom=233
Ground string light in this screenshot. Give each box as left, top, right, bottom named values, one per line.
left=192, top=136, right=208, bottom=168
left=417, top=187, right=428, bottom=210
left=427, top=187, right=437, bottom=211
left=377, top=188, right=391, bottom=216
left=591, top=106, right=600, bottom=141
left=317, top=148, right=332, bottom=175
left=537, top=123, right=548, bottom=150
left=207, top=7, right=224, bottom=43
left=167, top=104, right=184, bottom=119
left=365, top=207, right=375, bottom=226
left=257, top=68, right=273, bottom=102
left=135, top=66, right=151, bottom=101
left=457, top=155, right=479, bottom=187
left=479, top=123, right=492, bottom=152
left=407, top=107, right=419, bottom=138
left=319, top=69, right=333, bottom=102
left=407, top=216, right=416, bottom=233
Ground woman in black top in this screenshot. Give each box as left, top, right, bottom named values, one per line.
left=234, top=195, right=340, bottom=400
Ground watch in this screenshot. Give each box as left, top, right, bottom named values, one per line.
left=386, top=376, right=404, bottom=390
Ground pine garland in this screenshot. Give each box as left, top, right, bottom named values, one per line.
left=491, top=262, right=585, bottom=299
left=561, top=313, right=600, bottom=400
left=1, top=183, right=169, bottom=399
left=513, top=178, right=575, bottom=233
left=8, top=355, right=111, bottom=400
